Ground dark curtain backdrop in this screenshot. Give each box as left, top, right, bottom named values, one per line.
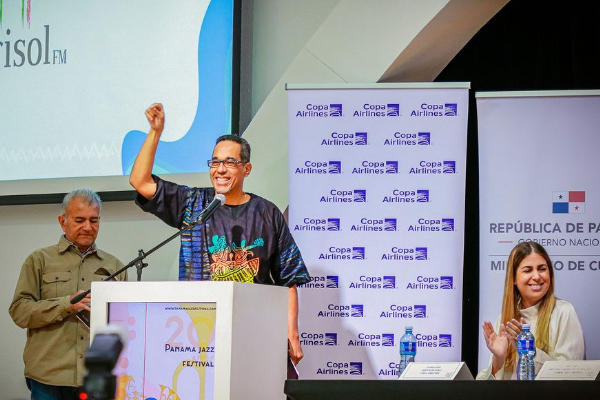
left=434, top=0, right=600, bottom=375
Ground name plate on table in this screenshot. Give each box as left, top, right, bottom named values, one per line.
left=399, top=362, right=473, bottom=380
left=536, top=360, right=600, bottom=380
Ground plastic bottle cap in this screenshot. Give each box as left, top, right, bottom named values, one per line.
left=405, top=325, right=413, bottom=330
left=522, top=323, right=530, bottom=330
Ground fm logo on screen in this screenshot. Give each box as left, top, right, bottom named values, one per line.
left=319, top=189, right=367, bottom=203
left=552, top=191, right=585, bottom=214
left=350, top=217, right=396, bottom=232
left=318, top=304, right=364, bottom=318
left=380, top=304, right=426, bottom=318
left=384, top=131, right=431, bottom=146
left=300, top=332, right=338, bottom=346
left=409, top=160, right=456, bottom=174
left=321, top=132, right=368, bottom=146
left=294, top=217, right=341, bottom=232
left=352, top=103, right=400, bottom=117
left=410, top=103, right=458, bottom=117
left=295, top=160, right=341, bottom=174
left=352, top=160, right=398, bottom=174
left=407, top=218, right=454, bottom=232
left=406, top=275, right=454, bottom=290
left=301, top=275, right=339, bottom=289
left=316, top=361, right=363, bottom=375
left=295, top=103, right=342, bottom=117
left=415, top=333, right=453, bottom=348
left=382, top=189, right=429, bottom=203
left=349, top=275, right=396, bottom=289
left=349, top=333, right=395, bottom=347
left=0, top=26, right=67, bottom=68
left=381, top=247, right=427, bottom=261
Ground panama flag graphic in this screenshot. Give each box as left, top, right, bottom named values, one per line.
left=552, top=191, right=585, bottom=214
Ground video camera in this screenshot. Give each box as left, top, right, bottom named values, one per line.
left=81, top=326, right=127, bottom=400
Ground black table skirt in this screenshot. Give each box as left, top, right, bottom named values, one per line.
left=285, top=380, right=600, bottom=400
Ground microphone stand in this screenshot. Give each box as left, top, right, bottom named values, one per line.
left=71, top=213, right=213, bottom=305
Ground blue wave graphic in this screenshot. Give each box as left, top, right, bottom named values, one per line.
left=121, top=0, right=233, bottom=175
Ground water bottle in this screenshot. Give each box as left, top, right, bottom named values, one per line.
left=398, top=326, right=417, bottom=377
left=516, top=323, right=536, bottom=380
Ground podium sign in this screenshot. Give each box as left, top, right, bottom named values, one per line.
left=399, top=362, right=473, bottom=380
left=91, top=281, right=288, bottom=400
left=108, top=301, right=217, bottom=399
left=537, top=360, right=600, bottom=381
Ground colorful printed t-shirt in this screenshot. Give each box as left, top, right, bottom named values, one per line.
left=135, top=176, right=310, bottom=286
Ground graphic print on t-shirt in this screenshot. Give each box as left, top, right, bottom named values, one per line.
left=208, top=235, right=264, bottom=283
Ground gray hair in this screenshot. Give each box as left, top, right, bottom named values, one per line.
left=215, top=134, right=251, bottom=163
left=61, top=188, right=102, bottom=216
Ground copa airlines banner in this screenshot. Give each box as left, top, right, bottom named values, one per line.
left=477, top=91, right=600, bottom=370
left=0, top=0, right=233, bottom=183
left=288, top=83, right=469, bottom=379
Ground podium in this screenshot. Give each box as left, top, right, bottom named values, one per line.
left=91, top=281, right=288, bottom=400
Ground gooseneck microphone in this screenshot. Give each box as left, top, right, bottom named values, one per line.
left=196, top=194, right=226, bottom=224
left=70, top=193, right=227, bottom=305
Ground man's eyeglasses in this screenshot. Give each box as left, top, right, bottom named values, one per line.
left=207, top=158, right=246, bottom=169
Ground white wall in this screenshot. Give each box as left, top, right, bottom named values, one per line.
left=250, top=0, right=340, bottom=116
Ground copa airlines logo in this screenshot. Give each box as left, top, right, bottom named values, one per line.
left=349, top=275, right=396, bottom=289
left=350, top=217, right=397, bottom=232
left=294, top=160, right=342, bottom=174
left=349, top=333, right=395, bottom=347
left=321, top=132, right=368, bottom=146
left=294, top=217, right=341, bottom=232
left=415, top=333, right=453, bottom=348
left=409, top=160, right=456, bottom=174
left=380, top=304, right=426, bottom=318
left=318, top=246, right=365, bottom=260
left=320, top=189, right=367, bottom=203
left=383, top=131, right=431, bottom=146
left=301, top=275, right=339, bottom=289
left=352, top=247, right=366, bottom=259
left=406, top=275, right=454, bottom=290
left=352, top=103, right=400, bottom=118
left=381, top=247, right=427, bottom=261
left=300, top=331, right=338, bottom=346
left=1, top=25, right=67, bottom=68
left=410, top=103, right=458, bottom=117
left=318, top=304, right=364, bottom=318
left=408, top=218, right=454, bottom=232
left=352, top=160, right=398, bottom=174
left=295, top=103, right=343, bottom=118
left=379, top=362, right=400, bottom=377
left=382, top=189, right=429, bottom=203
left=316, top=361, right=363, bottom=376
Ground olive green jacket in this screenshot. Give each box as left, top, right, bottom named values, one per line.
left=9, top=236, right=126, bottom=387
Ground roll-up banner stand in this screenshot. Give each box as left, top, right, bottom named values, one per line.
left=477, top=90, right=600, bottom=370
left=288, top=83, right=469, bottom=379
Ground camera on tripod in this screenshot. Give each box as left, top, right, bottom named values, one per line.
left=81, top=326, right=127, bottom=400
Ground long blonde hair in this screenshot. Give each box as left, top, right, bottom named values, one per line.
left=500, top=241, right=555, bottom=372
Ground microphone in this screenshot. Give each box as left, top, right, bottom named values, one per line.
left=70, top=195, right=225, bottom=306
left=196, top=194, right=225, bottom=224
